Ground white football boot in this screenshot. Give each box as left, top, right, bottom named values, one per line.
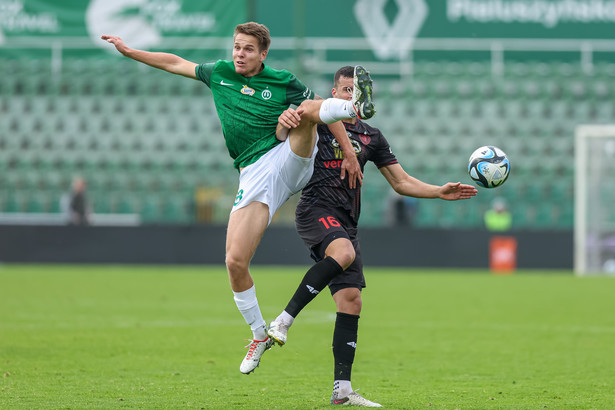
left=330, top=390, right=383, bottom=407
left=239, top=337, right=274, bottom=374
left=267, top=319, right=291, bottom=346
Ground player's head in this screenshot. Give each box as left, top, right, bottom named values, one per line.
left=233, top=22, right=270, bottom=77
left=332, top=66, right=355, bottom=101
left=234, top=22, right=271, bottom=52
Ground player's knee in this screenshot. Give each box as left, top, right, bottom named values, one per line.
left=350, top=295, right=362, bottom=314
left=297, top=99, right=318, bottom=115
left=328, top=239, right=356, bottom=270
left=225, top=253, right=248, bottom=276
left=343, top=291, right=362, bottom=315
left=338, top=244, right=356, bottom=270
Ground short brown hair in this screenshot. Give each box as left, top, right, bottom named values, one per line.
left=334, top=66, right=355, bottom=87
left=234, top=22, right=271, bottom=52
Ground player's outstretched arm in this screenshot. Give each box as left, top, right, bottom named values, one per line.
left=101, top=35, right=198, bottom=79
left=380, top=163, right=477, bottom=200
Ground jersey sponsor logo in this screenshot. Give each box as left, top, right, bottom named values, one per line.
left=324, top=160, right=344, bottom=168
left=261, top=89, right=272, bottom=100
left=330, top=139, right=361, bottom=156
left=220, top=80, right=233, bottom=86
left=241, top=85, right=255, bottom=96
left=302, top=87, right=311, bottom=98
left=306, top=285, right=319, bottom=294
left=359, top=134, right=371, bottom=145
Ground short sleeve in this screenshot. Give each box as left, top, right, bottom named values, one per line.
left=373, top=131, right=399, bottom=169
left=195, top=62, right=217, bottom=87
left=286, top=74, right=314, bottom=106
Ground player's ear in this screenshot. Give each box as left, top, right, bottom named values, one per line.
left=331, top=87, right=337, bottom=98
left=260, top=49, right=268, bottom=61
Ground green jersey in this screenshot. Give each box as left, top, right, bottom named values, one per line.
left=196, top=60, right=314, bottom=169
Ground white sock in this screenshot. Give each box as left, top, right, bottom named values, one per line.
left=233, top=285, right=267, bottom=340
left=333, top=380, right=353, bottom=397
left=319, top=98, right=356, bottom=124
left=276, top=310, right=295, bottom=327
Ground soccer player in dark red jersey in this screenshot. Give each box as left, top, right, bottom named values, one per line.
left=268, top=66, right=477, bottom=406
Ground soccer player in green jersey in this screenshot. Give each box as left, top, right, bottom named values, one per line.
left=102, top=22, right=375, bottom=374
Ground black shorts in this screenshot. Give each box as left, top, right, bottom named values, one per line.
left=295, top=205, right=365, bottom=295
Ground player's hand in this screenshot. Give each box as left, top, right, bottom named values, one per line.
left=278, top=107, right=303, bottom=129
left=101, top=35, right=129, bottom=55
left=439, top=182, right=478, bottom=200
left=276, top=123, right=290, bottom=142
left=341, top=155, right=363, bottom=189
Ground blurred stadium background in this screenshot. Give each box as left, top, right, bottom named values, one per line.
left=1, top=0, right=614, bottom=268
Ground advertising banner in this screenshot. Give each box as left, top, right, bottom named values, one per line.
left=1, top=0, right=614, bottom=60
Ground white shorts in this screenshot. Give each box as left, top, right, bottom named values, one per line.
left=231, top=137, right=318, bottom=224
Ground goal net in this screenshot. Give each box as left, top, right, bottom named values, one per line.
left=574, top=125, right=615, bottom=275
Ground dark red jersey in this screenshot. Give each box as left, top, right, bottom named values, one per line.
left=297, top=120, right=398, bottom=225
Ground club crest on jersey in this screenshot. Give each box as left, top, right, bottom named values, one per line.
left=261, top=88, right=272, bottom=100
left=359, top=134, right=371, bottom=145
left=241, top=85, right=255, bottom=96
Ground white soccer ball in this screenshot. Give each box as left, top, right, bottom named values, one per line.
left=468, top=146, right=510, bottom=188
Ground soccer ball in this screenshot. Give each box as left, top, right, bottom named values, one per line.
left=468, top=146, right=510, bottom=188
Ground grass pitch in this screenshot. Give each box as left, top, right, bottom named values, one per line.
left=1, top=264, right=614, bottom=409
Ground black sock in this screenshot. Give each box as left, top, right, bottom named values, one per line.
left=284, top=257, right=344, bottom=318
left=332, top=312, right=359, bottom=381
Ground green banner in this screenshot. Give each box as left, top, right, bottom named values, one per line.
left=0, top=0, right=246, bottom=57
left=2, top=0, right=615, bottom=61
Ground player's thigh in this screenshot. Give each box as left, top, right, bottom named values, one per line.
left=226, top=201, right=269, bottom=265
left=288, top=122, right=317, bottom=159
left=296, top=206, right=350, bottom=255
left=232, top=140, right=311, bottom=224
left=277, top=137, right=317, bottom=195
left=288, top=100, right=321, bottom=158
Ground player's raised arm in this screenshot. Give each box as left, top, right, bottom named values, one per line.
left=326, top=120, right=363, bottom=188
left=101, top=35, right=198, bottom=79
left=380, top=163, right=477, bottom=200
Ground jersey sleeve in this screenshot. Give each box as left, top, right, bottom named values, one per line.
left=195, top=62, right=217, bottom=87
left=286, top=74, right=314, bottom=105
left=373, top=130, right=399, bottom=169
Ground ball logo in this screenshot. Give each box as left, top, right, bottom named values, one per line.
left=261, top=89, right=272, bottom=100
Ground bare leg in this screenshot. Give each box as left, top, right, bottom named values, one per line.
left=227, top=201, right=275, bottom=374
left=226, top=201, right=269, bottom=292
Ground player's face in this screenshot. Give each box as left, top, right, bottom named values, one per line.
left=332, top=76, right=353, bottom=101
left=233, top=33, right=268, bottom=77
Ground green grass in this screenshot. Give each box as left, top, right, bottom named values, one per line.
left=1, top=265, right=614, bottom=409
